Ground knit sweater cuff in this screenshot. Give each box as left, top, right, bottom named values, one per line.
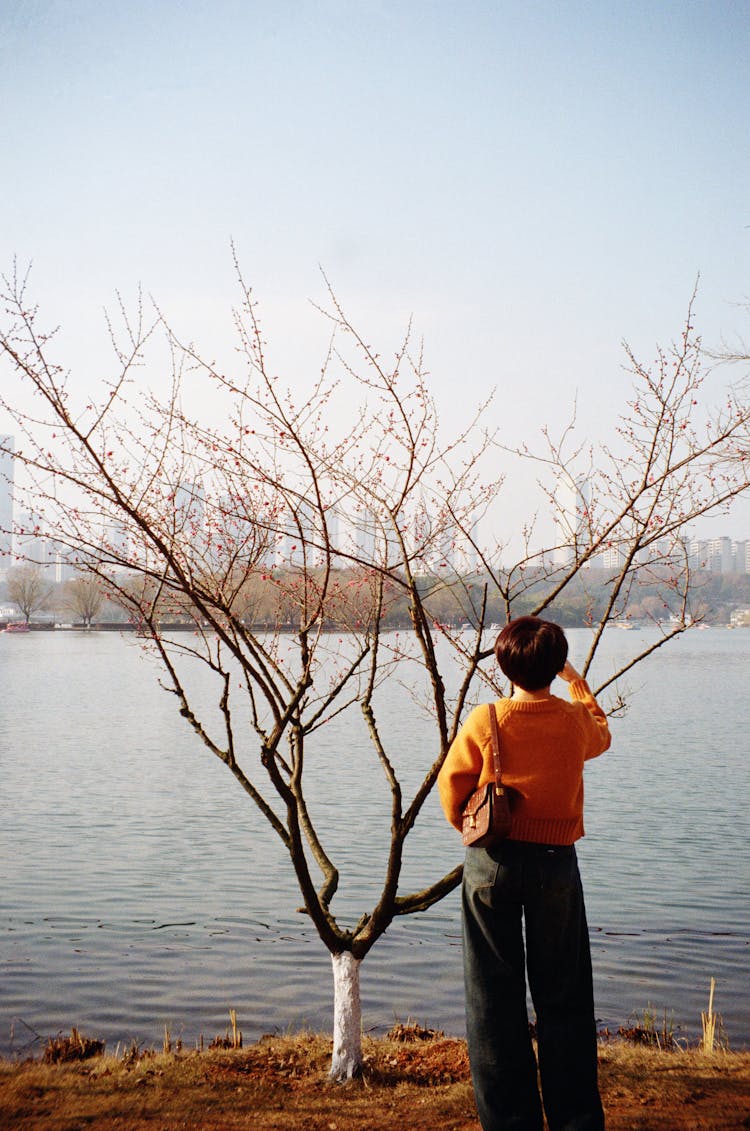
left=568, top=678, right=593, bottom=701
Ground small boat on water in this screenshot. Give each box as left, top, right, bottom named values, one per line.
left=2, top=623, right=31, bottom=633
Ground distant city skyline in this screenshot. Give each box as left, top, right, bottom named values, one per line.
left=3, top=434, right=750, bottom=581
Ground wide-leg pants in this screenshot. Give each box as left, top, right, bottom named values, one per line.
left=462, top=841, right=604, bottom=1131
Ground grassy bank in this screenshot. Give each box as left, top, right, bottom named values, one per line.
left=1, top=1029, right=749, bottom=1130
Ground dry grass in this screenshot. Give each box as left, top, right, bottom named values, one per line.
left=597, top=1041, right=750, bottom=1129
left=701, top=977, right=727, bottom=1055
left=42, top=1027, right=106, bottom=1065
left=1, top=1030, right=749, bottom=1131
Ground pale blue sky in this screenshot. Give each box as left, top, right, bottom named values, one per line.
left=1, top=0, right=749, bottom=541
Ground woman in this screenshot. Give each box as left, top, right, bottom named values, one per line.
left=438, top=616, right=611, bottom=1131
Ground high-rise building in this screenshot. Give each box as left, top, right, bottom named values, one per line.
left=733, top=540, right=750, bottom=574
left=688, top=539, right=709, bottom=569
left=349, top=506, right=378, bottom=565
left=707, top=536, right=734, bottom=574
left=277, top=496, right=328, bottom=569
left=103, top=520, right=134, bottom=571
left=174, top=481, right=205, bottom=538
left=0, top=435, right=14, bottom=563
left=596, top=543, right=626, bottom=570
left=552, top=476, right=591, bottom=565
left=172, top=480, right=207, bottom=569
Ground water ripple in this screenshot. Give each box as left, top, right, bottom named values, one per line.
left=1, top=629, right=748, bottom=1053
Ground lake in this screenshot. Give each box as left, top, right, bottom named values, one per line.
left=1, top=626, right=748, bottom=1055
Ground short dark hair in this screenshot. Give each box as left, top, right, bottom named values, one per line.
left=494, top=616, right=568, bottom=691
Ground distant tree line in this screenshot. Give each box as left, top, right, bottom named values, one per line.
left=4, top=561, right=750, bottom=628
left=1, top=565, right=107, bottom=626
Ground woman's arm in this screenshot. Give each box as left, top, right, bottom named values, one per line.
left=558, top=661, right=611, bottom=757
left=558, top=659, right=582, bottom=683
left=437, top=706, right=488, bottom=830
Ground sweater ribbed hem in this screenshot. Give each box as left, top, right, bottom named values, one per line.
left=509, top=815, right=583, bottom=845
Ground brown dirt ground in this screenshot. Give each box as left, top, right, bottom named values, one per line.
left=1, top=1031, right=749, bottom=1131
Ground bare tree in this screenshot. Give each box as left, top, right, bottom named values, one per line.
left=1, top=262, right=749, bottom=1076
left=479, top=292, right=750, bottom=698
left=63, top=573, right=105, bottom=627
left=6, top=563, right=51, bottom=624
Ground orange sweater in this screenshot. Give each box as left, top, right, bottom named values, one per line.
left=438, top=680, right=611, bottom=845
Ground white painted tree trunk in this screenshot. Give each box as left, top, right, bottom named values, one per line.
left=330, top=950, right=362, bottom=1079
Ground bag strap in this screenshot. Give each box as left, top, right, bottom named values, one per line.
left=486, top=703, right=504, bottom=794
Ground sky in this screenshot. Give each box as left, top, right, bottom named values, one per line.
left=1, top=0, right=749, bottom=547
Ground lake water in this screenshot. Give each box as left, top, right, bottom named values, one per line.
left=1, top=627, right=748, bottom=1056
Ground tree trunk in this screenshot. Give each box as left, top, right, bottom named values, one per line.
left=330, top=950, right=362, bottom=1080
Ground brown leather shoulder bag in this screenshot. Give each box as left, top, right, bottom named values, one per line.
left=461, top=703, right=513, bottom=848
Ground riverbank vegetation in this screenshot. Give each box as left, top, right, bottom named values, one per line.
left=1, top=1027, right=748, bottom=1130
left=5, top=562, right=750, bottom=632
